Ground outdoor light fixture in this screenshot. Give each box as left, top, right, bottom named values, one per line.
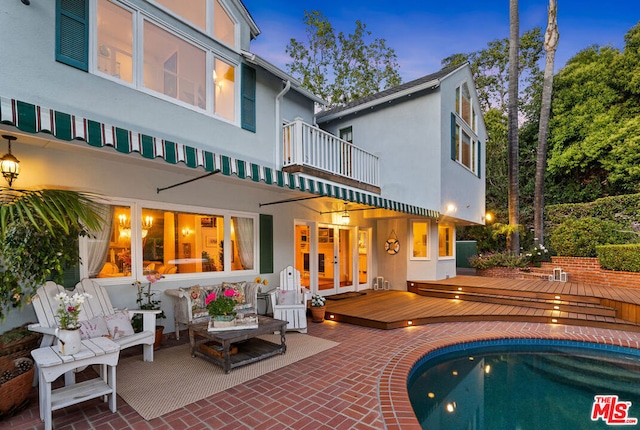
left=341, top=203, right=350, bottom=224
left=1, top=135, right=20, bottom=187
left=21, top=0, right=31, bottom=5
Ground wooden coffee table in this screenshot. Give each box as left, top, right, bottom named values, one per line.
left=189, top=315, right=288, bottom=373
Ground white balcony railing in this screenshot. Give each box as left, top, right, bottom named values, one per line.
left=282, top=118, right=380, bottom=187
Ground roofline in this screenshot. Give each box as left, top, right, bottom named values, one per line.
left=241, top=51, right=328, bottom=105
left=316, top=63, right=468, bottom=123
left=316, top=79, right=439, bottom=123
left=236, top=1, right=261, bottom=40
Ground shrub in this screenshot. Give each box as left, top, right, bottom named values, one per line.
left=597, top=244, right=640, bottom=272
left=523, top=243, right=551, bottom=267
left=548, top=217, right=634, bottom=257
left=468, top=252, right=529, bottom=270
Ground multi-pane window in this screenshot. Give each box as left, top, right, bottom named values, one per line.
left=214, top=59, right=235, bottom=121
left=453, top=82, right=479, bottom=174
left=152, top=0, right=236, bottom=47
left=438, top=224, right=455, bottom=258
left=96, top=0, right=133, bottom=82
left=411, top=220, right=429, bottom=259
left=90, top=204, right=256, bottom=279
left=143, top=21, right=207, bottom=109
left=95, top=0, right=236, bottom=121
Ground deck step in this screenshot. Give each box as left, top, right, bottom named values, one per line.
left=411, top=282, right=602, bottom=304
left=415, top=287, right=617, bottom=317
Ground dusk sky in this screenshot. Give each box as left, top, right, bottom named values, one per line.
left=241, top=1, right=640, bottom=82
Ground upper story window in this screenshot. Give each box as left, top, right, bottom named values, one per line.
left=456, top=83, right=476, bottom=132
left=152, top=0, right=236, bottom=48
left=94, top=0, right=237, bottom=122
left=452, top=82, right=480, bottom=176
left=339, top=126, right=353, bottom=143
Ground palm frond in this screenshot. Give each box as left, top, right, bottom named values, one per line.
left=0, top=187, right=104, bottom=237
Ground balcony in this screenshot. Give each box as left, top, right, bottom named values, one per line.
left=282, top=119, right=380, bottom=193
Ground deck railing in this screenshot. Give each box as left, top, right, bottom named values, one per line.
left=282, top=118, right=379, bottom=187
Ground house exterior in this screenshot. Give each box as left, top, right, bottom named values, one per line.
left=0, top=0, right=486, bottom=333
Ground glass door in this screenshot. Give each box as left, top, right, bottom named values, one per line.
left=317, top=225, right=354, bottom=296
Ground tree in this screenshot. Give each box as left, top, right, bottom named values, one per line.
left=507, top=0, right=520, bottom=253
left=533, top=0, right=559, bottom=246
left=286, top=10, right=402, bottom=107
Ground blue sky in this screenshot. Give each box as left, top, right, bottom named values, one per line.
left=241, top=1, right=640, bottom=82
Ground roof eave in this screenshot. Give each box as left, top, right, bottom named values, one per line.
left=241, top=51, right=328, bottom=106
left=316, top=79, right=440, bottom=123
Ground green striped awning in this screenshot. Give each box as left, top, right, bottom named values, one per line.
left=0, top=96, right=439, bottom=218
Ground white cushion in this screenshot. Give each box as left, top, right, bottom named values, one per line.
left=277, top=290, right=298, bottom=305
left=104, top=310, right=135, bottom=340
left=78, top=315, right=109, bottom=340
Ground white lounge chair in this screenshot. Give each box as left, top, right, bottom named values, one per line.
left=269, top=266, right=308, bottom=333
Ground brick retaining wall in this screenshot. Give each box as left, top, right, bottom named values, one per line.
left=477, top=257, right=640, bottom=289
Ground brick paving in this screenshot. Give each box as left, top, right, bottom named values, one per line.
left=5, top=319, right=640, bottom=429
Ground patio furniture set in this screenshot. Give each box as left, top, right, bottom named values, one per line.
left=25, top=266, right=309, bottom=429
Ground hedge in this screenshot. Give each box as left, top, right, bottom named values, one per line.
left=597, top=244, right=640, bottom=272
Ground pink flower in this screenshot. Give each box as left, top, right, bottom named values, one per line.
left=205, top=292, right=216, bottom=305
left=223, top=289, right=237, bottom=298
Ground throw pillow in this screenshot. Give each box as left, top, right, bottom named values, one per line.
left=104, top=310, right=135, bottom=340
left=78, top=315, right=109, bottom=340
left=222, top=281, right=247, bottom=305
left=277, top=290, right=298, bottom=305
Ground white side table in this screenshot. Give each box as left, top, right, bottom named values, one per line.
left=31, top=337, right=120, bottom=430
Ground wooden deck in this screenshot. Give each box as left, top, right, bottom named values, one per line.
left=323, top=276, right=640, bottom=331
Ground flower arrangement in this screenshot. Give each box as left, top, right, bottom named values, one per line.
left=311, top=294, right=326, bottom=308
left=131, top=270, right=166, bottom=332
left=205, top=289, right=239, bottom=317
left=54, top=291, right=91, bottom=330
left=254, top=277, right=269, bottom=292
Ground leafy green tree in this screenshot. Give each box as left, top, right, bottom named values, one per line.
left=286, top=10, right=402, bottom=107
left=547, top=23, right=640, bottom=203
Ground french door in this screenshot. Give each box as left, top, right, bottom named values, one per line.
left=295, top=223, right=355, bottom=296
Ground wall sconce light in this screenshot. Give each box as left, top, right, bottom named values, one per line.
left=181, top=227, right=192, bottom=238
left=1, top=135, right=20, bottom=187
left=484, top=212, right=494, bottom=223
left=341, top=203, right=350, bottom=224
left=446, top=204, right=457, bottom=213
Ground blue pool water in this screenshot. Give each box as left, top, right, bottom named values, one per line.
left=408, top=340, right=640, bottom=429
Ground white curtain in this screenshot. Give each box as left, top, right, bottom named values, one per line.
left=87, top=204, right=113, bottom=277
left=232, top=217, right=254, bottom=270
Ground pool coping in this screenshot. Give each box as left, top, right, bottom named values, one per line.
left=378, top=327, right=640, bottom=429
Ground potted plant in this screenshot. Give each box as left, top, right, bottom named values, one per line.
left=132, top=271, right=166, bottom=349
left=205, top=289, right=239, bottom=328
left=53, top=290, right=91, bottom=355
left=310, top=294, right=326, bottom=323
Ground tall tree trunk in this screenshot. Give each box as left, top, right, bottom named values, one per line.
left=507, top=0, right=520, bottom=254
left=534, top=0, right=559, bottom=246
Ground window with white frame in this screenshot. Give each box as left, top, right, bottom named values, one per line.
left=87, top=202, right=256, bottom=279
left=452, top=82, right=479, bottom=174
left=438, top=224, right=455, bottom=258
left=152, top=0, right=236, bottom=48
left=94, top=0, right=237, bottom=120
left=410, top=220, right=429, bottom=260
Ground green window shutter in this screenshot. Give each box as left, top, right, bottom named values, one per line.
left=259, top=214, right=273, bottom=274
left=477, top=141, right=482, bottom=178
left=450, top=113, right=457, bottom=161
left=56, top=0, right=89, bottom=71
left=241, top=64, right=257, bottom=132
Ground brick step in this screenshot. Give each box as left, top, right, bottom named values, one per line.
left=415, top=288, right=617, bottom=318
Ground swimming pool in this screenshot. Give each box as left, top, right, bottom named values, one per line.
left=408, top=339, right=640, bottom=429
